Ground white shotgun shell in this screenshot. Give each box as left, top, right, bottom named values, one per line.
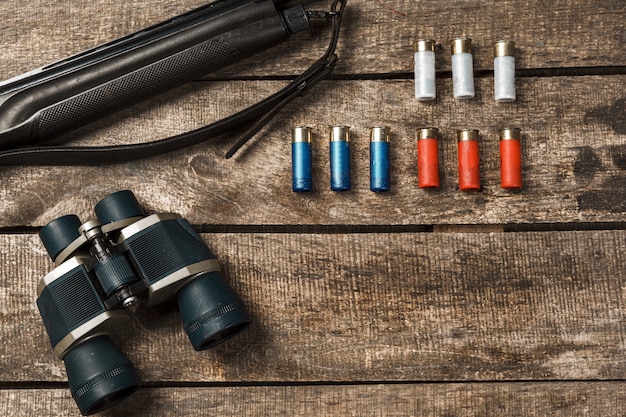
left=450, top=37, right=474, bottom=99
left=494, top=40, right=516, bottom=102
left=414, top=39, right=436, bottom=101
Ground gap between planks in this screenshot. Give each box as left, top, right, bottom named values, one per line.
left=4, top=222, right=626, bottom=235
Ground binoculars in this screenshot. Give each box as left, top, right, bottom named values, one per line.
left=36, top=190, right=250, bottom=415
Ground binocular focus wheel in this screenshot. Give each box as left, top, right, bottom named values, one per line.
left=39, top=214, right=83, bottom=261
left=94, top=190, right=145, bottom=225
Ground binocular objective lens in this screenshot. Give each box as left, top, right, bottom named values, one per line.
left=177, top=271, right=251, bottom=351
left=63, top=335, right=140, bottom=415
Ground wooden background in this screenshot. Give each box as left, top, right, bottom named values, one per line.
left=1, top=0, right=625, bottom=415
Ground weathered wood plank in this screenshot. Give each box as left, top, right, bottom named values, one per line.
left=0, top=0, right=622, bottom=79
left=3, top=382, right=626, bottom=416
left=0, top=75, right=624, bottom=227
left=2, top=231, right=626, bottom=382
left=1, top=2, right=622, bottom=417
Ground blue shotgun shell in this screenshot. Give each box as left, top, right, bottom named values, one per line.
left=329, top=126, right=351, bottom=191
left=291, top=126, right=313, bottom=192
left=369, top=127, right=391, bottom=192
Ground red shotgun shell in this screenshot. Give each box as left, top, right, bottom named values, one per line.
left=416, top=128, right=440, bottom=188
left=457, top=129, right=481, bottom=191
left=500, top=127, right=522, bottom=189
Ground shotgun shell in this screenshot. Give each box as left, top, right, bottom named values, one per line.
left=369, top=127, right=391, bottom=192
left=494, top=40, right=516, bottom=102
left=291, top=126, right=313, bottom=192
left=450, top=37, right=475, bottom=99
left=499, top=127, right=522, bottom=189
left=416, top=128, right=440, bottom=188
left=457, top=129, right=481, bottom=190
left=414, top=39, right=436, bottom=101
left=330, top=126, right=351, bottom=191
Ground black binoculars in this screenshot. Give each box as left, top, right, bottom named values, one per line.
left=36, top=190, right=250, bottom=415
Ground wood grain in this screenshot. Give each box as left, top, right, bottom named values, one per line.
left=0, top=0, right=623, bottom=415
left=0, top=75, right=624, bottom=227
left=3, top=230, right=626, bottom=382
left=3, top=382, right=626, bottom=416
left=0, top=0, right=622, bottom=79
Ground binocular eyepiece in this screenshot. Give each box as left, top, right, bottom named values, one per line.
left=36, top=190, right=250, bottom=415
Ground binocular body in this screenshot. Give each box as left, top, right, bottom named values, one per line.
left=36, top=190, right=250, bottom=415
